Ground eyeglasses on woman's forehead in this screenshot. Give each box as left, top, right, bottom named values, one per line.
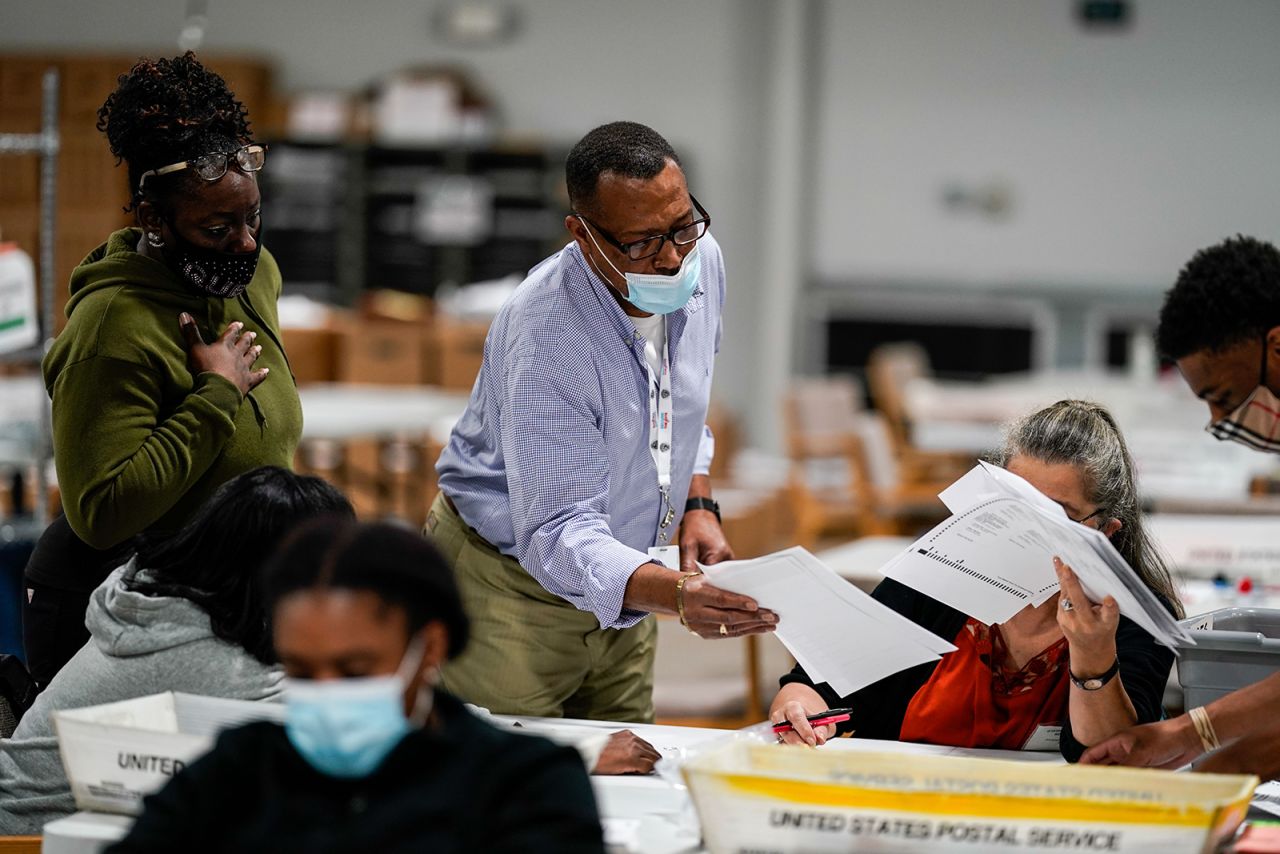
left=138, top=143, right=267, bottom=193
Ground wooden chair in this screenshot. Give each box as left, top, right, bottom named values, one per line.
left=784, top=376, right=869, bottom=547
left=785, top=375, right=947, bottom=543
left=865, top=343, right=973, bottom=488
left=653, top=482, right=798, bottom=727
left=852, top=410, right=950, bottom=535
left=653, top=614, right=794, bottom=728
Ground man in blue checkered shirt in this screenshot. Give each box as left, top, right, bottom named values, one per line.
left=429, top=122, right=778, bottom=722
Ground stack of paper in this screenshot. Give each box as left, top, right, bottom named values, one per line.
left=880, top=462, right=1193, bottom=648
left=701, top=547, right=956, bottom=696
left=1251, top=780, right=1280, bottom=818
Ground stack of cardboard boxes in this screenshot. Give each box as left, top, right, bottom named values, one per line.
left=280, top=291, right=490, bottom=391
left=283, top=292, right=492, bottom=525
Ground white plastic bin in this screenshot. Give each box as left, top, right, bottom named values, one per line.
left=53, top=692, right=282, bottom=814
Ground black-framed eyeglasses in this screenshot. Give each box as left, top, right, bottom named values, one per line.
left=1070, top=507, right=1108, bottom=528
left=576, top=194, right=711, bottom=261
left=138, top=143, right=268, bottom=193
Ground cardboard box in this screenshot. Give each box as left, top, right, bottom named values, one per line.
left=0, top=208, right=39, bottom=269
left=0, top=153, right=38, bottom=207
left=281, top=324, right=339, bottom=386
left=0, top=57, right=56, bottom=117
left=362, top=289, right=434, bottom=324
left=329, top=436, right=438, bottom=525
left=60, top=59, right=122, bottom=127
left=335, top=317, right=429, bottom=386
left=58, top=138, right=129, bottom=210
left=682, top=742, right=1256, bottom=854
left=426, top=320, right=488, bottom=391
left=53, top=692, right=282, bottom=815
left=201, top=58, right=274, bottom=139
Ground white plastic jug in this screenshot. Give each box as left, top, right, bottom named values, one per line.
left=0, top=242, right=38, bottom=354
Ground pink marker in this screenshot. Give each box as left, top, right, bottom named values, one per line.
left=772, top=708, right=852, bottom=734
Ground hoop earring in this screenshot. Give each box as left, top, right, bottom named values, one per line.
left=146, top=231, right=165, bottom=249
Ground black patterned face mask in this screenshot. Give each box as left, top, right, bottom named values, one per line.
left=166, top=222, right=262, bottom=298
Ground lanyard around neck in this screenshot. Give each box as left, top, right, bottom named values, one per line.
left=645, top=318, right=675, bottom=545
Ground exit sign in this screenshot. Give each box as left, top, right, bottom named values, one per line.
left=1077, top=0, right=1132, bottom=31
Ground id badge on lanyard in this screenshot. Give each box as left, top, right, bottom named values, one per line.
left=647, top=319, right=675, bottom=547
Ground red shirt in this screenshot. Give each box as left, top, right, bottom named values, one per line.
left=899, top=618, right=1069, bottom=750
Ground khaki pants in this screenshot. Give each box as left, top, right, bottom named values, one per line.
left=426, top=493, right=656, bottom=723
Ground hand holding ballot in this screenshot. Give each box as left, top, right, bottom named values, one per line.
left=880, top=458, right=1190, bottom=649
left=703, top=547, right=957, bottom=698
left=673, top=571, right=780, bottom=639
left=766, top=400, right=1183, bottom=761
left=1053, top=557, right=1121, bottom=674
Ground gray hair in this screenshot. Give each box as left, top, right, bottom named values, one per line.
left=995, top=400, right=1184, bottom=619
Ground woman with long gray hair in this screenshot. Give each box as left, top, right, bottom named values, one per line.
left=995, top=399, right=1182, bottom=616
left=770, top=399, right=1181, bottom=762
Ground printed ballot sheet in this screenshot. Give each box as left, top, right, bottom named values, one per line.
left=1250, top=780, right=1280, bottom=818
left=701, top=547, right=956, bottom=696
left=880, top=462, right=1193, bottom=648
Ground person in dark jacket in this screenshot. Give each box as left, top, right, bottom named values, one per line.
left=108, top=520, right=605, bottom=854
left=771, top=400, right=1182, bottom=762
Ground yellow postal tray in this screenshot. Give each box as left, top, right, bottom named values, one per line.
left=681, top=743, right=1256, bottom=853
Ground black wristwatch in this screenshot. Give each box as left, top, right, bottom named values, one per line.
left=1069, top=658, right=1120, bottom=691
left=685, top=497, right=721, bottom=523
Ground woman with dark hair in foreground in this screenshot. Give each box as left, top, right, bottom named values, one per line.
left=109, top=520, right=605, bottom=853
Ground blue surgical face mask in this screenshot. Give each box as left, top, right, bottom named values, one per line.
left=582, top=226, right=702, bottom=315
left=284, top=636, right=428, bottom=779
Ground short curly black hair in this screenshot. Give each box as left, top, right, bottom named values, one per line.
left=96, top=51, right=252, bottom=211
left=565, top=121, right=680, bottom=214
left=1156, top=236, right=1280, bottom=360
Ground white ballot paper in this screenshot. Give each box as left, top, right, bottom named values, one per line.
left=701, top=546, right=957, bottom=697
left=1251, top=779, right=1280, bottom=819
left=880, top=462, right=1193, bottom=648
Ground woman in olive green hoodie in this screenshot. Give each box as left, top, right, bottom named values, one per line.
left=24, top=53, right=303, bottom=686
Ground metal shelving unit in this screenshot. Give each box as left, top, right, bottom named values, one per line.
left=0, top=68, right=59, bottom=527
left=260, top=139, right=569, bottom=302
